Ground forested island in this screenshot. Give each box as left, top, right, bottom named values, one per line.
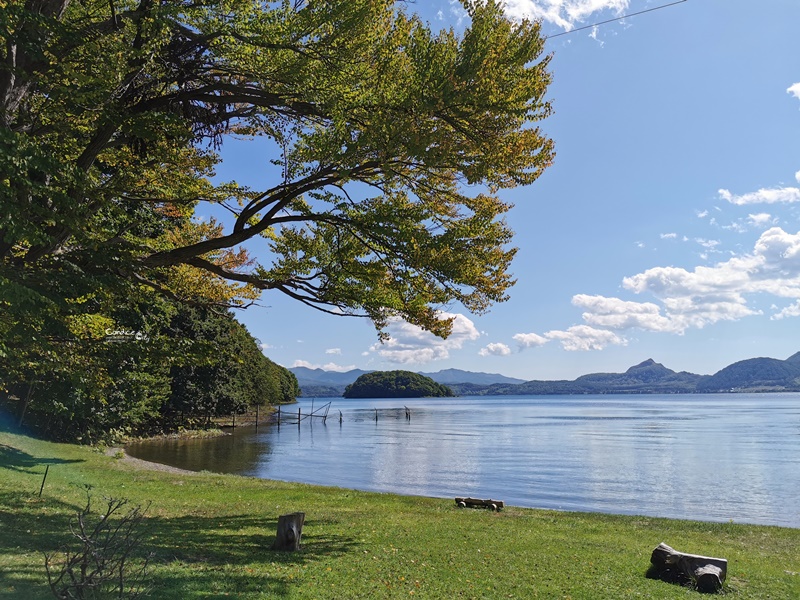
left=344, top=370, right=454, bottom=398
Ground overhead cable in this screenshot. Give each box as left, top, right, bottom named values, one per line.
left=546, top=0, right=688, bottom=39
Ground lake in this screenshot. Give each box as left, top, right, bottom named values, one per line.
left=126, top=394, right=800, bottom=528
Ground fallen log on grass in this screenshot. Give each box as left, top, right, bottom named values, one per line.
left=649, top=542, right=727, bottom=593
left=454, top=497, right=504, bottom=511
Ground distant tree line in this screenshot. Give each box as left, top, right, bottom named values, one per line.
left=1, top=302, right=298, bottom=443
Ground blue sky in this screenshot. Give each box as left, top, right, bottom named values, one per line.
left=217, top=0, right=800, bottom=380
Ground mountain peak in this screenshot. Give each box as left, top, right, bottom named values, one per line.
left=626, top=358, right=665, bottom=372
left=785, top=351, right=800, bottom=365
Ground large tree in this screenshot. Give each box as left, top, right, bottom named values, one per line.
left=1, top=0, right=553, bottom=344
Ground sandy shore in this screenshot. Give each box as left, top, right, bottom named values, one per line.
left=105, top=447, right=197, bottom=475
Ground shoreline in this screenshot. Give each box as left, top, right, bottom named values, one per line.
left=3, top=427, right=799, bottom=598
left=105, top=446, right=198, bottom=475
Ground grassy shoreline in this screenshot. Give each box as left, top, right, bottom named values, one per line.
left=1, top=427, right=798, bottom=599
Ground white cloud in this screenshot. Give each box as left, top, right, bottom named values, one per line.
left=513, top=332, right=549, bottom=348
left=721, top=220, right=747, bottom=233
left=290, top=359, right=356, bottom=372
left=540, top=228, right=800, bottom=344
left=367, top=312, right=480, bottom=365
left=479, top=342, right=512, bottom=357
left=503, top=0, right=629, bottom=31
left=772, top=301, right=800, bottom=320
left=510, top=229, right=800, bottom=353
left=696, top=210, right=709, bottom=218
left=572, top=294, right=678, bottom=332
left=448, top=0, right=468, bottom=26
left=747, top=213, right=774, bottom=227
left=259, top=343, right=273, bottom=350
left=325, top=348, right=341, bottom=355
left=788, top=82, right=800, bottom=101
left=660, top=233, right=677, bottom=239
left=544, top=325, right=626, bottom=351
left=588, top=25, right=604, bottom=46
left=719, top=186, right=800, bottom=205
left=619, top=227, right=800, bottom=330
left=516, top=320, right=627, bottom=352
left=695, top=238, right=721, bottom=252
left=796, top=170, right=800, bottom=183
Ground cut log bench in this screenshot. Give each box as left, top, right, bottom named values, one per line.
left=649, top=542, right=727, bottom=593
left=455, top=497, right=504, bottom=511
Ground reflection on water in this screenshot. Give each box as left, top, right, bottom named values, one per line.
left=126, top=394, right=800, bottom=527
left=128, top=431, right=273, bottom=474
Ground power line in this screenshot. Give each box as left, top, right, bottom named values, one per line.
left=546, top=0, right=688, bottom=40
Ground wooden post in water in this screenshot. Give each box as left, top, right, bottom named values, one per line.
left=374, top=408, right=378, bottom=422
left=277, top=405, right=281, bottom=430
left=298, top=406, right=301, bottom=429
left=339, top=410, right=343, bottom=425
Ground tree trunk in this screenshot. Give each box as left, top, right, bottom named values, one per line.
left=649, top=542, right=727, bottom=593
left=271, top=512, right=305, bottom=552
left=17, top=383, right=34, bottom=428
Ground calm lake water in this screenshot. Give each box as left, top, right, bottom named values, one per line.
left=127, top=394, right=800, bottom=528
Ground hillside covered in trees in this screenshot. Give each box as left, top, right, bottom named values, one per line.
left=1, top=304, right=298, bottom=442
left=454, top=354, right=800, bottom=396
left=344, top=371, right=454, bottom=398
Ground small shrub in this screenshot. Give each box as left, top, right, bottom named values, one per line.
left=44, top=491, right=153, bottom=599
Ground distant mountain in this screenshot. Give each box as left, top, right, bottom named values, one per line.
left=290, top=366, right=523, bottom=396
left=785, top=351, right=800, bottom=366
left=469, top=359, right=704, bottom=396
left=474, top=354, right=800, bottom=395
left=290, top=367, right=373, bottom=386
left=419, top=368, right=525, bottom=385
left=571, top=359, right=704, bottom=392
left=291, top=353, right=800, bottom=397
left=696, top=357, right=800, bottom=392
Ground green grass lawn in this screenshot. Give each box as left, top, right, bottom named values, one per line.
left=1, top=426, right=798, bottom=599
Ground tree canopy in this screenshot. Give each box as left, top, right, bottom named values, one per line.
left=1, top=1, right=552, bottom=438
left=344, top=370, right=454, bottom=398
left=1, top=300, right=299, bottom=442
left=1, top=0, right=553, bottom=341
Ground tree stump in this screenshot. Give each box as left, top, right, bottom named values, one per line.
left=649, top=542, right=727, bottom=593
left=271, top=512, right=305, bottom=551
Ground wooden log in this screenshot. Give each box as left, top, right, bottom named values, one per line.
left=649, top=542, right=727, bottom=593
left=271, top=512, right=305, bottom=551
left=454, top=497, right=504, bottom=511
